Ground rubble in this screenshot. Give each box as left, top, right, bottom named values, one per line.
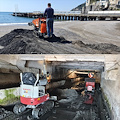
left=57, top=89, right=78, bottom=103
left=0, top=86, right=111, bottom=120
left=0, top=107, right=14, bottom=120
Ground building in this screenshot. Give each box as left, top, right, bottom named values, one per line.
left=86, top=0, right=120, bottom=11
left=86, top=0, right=120, bottom=7
left=86, top=0, right=91, bottom=6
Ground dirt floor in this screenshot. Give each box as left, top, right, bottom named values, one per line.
left=0, top=21, right=120, bottom=54
left=0, top=77, right=111, bottom=120
left=1, top=86, right=110, bottom=120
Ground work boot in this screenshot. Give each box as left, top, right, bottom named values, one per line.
left=50, top=35, right=53, bottom=38
left=44, top=35, right=49, bottom=38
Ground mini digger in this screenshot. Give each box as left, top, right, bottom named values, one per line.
left=84, top=73, right=95, bottom=104
left=13, top=72, right=54, bottom=119
left=28, top=18, right=47, bottom=37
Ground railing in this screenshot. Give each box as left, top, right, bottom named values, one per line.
left=54, top=11, right=81, bottom=14
left=32, top=11, right=81, bottom=15
left=88, top=11, right=120, bottom=15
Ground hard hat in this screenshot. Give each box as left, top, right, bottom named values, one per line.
left=88, top=72, right=94, bottom=78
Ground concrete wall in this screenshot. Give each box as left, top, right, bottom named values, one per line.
left=0, top=73, right=20, bottom=88
left=0, top=87, right=20, bottom=105
left=101, top=55, right=120, bottom=120
left=47, top=62, right=69, bottom=80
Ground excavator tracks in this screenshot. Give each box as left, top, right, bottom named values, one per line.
left=32, top=101, right=54, bottom=119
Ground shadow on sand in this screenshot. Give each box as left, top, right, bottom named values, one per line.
left=43, top=34, right=72, bottom=44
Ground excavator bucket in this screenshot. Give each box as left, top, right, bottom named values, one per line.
left=32, top=18, right=47, bottom=34
left=32, top=18, right=40, bottom=28
left=84, top=78, right=95, bottom=104
left=40, top=18, right=47, bottom=34
left=84, top=94, right=94, bottom=104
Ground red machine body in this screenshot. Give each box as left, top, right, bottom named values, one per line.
left=29, top=18, right=47, bottom=35
left=19, top=72, right=48, bottom=106
left=84, top=78, right=95, bottom=104
left=85, top=78, right=95, bottom=92
left=20, top=94, right=49, bottom=106
left=13, top=72, right=54, bottom=119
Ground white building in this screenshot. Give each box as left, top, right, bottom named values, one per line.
left=86, top=0, right=120, bottom=6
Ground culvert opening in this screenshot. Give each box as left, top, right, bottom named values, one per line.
left=48, top=67, right=101, bottom=96
left=46, top=62, right=111, bottom=120
left=0, top=61, right=112, bottom=120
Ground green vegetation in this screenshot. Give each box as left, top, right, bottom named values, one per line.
left=104, top=95, right=110, bottom=107
left=71, top=0, right=100, bottom=11
left=101, top=88, right=111, bottom=110
left=103, top=93, right=111, bottom=110
left=0, top=89, right=20, bottom=105
left=90, top=0, right=99, bottom=4
left=71, top=3, right=86, bottom=11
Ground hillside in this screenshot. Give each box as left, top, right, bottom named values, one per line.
left=71, top=3, right=86, bottom=11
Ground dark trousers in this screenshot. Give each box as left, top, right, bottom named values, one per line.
left=46, top=18, right=54, bottom=37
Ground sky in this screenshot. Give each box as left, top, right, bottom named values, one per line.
left=0, top=0, right=85, bottom=12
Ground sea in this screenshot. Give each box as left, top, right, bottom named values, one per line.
left=0, top=12, right=34, bottom=26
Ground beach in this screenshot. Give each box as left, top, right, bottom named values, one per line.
left=54, top=21, right=120, bottom=46
left=0, top=21, right=120, bottom=54
left=0, top=24, right=33, bottom=38
left=0, top=21, right=120, bottom=46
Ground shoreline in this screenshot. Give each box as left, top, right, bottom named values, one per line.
left=0, top=20, right=66, bottom=25
left=0, top=23, right=28, bottom=26
left=0, top=21, right=68, bottom=38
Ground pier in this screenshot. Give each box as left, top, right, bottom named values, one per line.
left=12, top=11, right=120, bottom=21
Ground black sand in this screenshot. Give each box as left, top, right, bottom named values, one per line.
left=0, top=29, right=120, bottom=54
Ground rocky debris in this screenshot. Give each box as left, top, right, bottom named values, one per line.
left=87, top=43, right=120, bottom=54
left=0, top=108, right=14, bottom=120
left=52, top=88, right=111, bottom=120
left=73, top=108, right=98, bottom=120
left=0, top=88, right=111, bottom=120
left=1, top=105, right=32, bottom=120
left=57, top=89, right=79, bottom=103
left=0, top=29, right=120, bottom=54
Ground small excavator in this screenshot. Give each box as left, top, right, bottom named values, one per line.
left=13, top=72, right=54, bottom=119
left=28, top=18, right=47, bottom=37
left=84, top=73, right=95, bottom=104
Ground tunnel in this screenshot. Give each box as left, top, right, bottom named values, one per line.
left=44, top=61, right=107, bottom=120
left=0, top=55, right=119, bottom=120
left=46, top=61, right=103, bottom=91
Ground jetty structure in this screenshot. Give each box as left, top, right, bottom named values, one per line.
left=12, top=0, right=120, bottom=21
left=12, top=11, right=120, bottom=21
